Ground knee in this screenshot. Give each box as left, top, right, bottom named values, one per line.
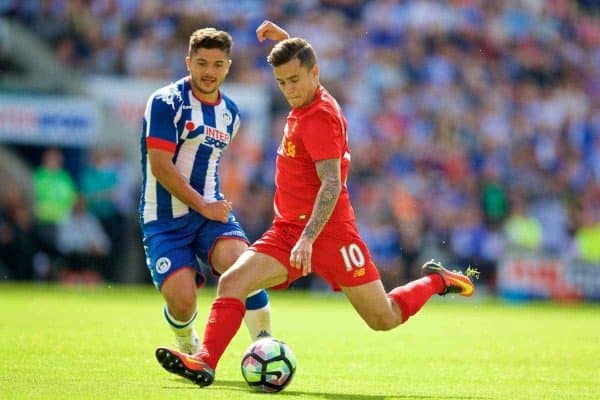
left=165, top=290, right=197, bottom=320
left=211, top=241, right=247, bottom=274
left=217, top=269, right=237, bottom=295
left=212, top=253, right=239, bottom=275
left=217, top=268, right=249, bottom=298
left=365, top=314, right=398, bottom=331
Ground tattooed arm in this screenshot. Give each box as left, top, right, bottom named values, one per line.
left=303, top=158, right=342, bottom=240
left=289, top=158, right=341, bottom=275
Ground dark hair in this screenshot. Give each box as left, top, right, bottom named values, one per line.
left=267, top=37, right=317, bottom=68
left=189, top=28, right=233, bottom=56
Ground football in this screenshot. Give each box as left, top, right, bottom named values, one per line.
left=240, top=337, right=297, bottom=392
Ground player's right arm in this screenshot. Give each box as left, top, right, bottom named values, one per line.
left=148, top=149, right=231, bottom=223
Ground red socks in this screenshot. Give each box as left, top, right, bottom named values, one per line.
left=199, top=297, right=245, bottom=369
left=197, top=278, right=445, bottom=368
left=387, top=275, right=445, bottom=323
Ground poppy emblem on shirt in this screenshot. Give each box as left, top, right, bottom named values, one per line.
left=185, top=121, right=195, bottom=131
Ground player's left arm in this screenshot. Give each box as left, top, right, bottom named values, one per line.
left=256, top=20, right=290, bottom=42
left=290, top=158, right=341, bottom=276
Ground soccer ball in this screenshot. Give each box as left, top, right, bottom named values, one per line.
left=241, top=337, right=297, bottom=392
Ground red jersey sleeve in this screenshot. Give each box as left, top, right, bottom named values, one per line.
left=301, top=110, right=343, bottom=161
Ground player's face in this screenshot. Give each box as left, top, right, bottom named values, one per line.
left=186, top=48, right=231, bottom=99
left=273, top=58, right=319, bottom=108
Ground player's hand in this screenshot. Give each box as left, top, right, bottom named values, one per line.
left=290, top=236, right=313, bottom=276
left=256, top=20, right=290, bottom=43
left=200, top=200, right=232, bottom=223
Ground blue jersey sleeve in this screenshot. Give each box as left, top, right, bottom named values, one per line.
left=146, top=95, right=179, bottom=144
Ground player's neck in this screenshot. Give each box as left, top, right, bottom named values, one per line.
left=190, top=86, right=221, bottom=105
left=295, top=85, right=321, bottom=109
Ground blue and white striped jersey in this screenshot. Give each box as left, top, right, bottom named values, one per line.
left=139, top=77, right=240, bottom=225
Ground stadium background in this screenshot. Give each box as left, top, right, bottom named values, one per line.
left=1, top=0, right=600, bottom=301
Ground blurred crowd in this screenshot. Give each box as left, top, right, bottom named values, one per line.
left=2, top=0, right=600, bottom=290
left=0, top=146, right=138, bottom=283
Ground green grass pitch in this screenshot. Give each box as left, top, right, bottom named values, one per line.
left=2, top=283, right=598, bottom=399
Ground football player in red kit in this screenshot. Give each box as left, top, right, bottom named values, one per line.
left=155, top=20, right=475, bottom=387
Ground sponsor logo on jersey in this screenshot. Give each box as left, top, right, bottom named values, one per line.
left=205, top=126, right=230, bottom=143
left=183, top=124, right=230, bottom=149
left=203, top=126, right=231, bottom=149
left=156, top=257, right=172, bottom=274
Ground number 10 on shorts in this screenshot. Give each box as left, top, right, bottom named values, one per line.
left=340, top=243, right=365, bottom=271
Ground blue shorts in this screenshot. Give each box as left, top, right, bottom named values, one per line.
left=141, top=212, right=249, bottom=289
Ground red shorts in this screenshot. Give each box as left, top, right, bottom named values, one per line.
left=250, top=220, right=380, bottom=291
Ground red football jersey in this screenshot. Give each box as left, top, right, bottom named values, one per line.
left=273, top=86, right=355, bottom=226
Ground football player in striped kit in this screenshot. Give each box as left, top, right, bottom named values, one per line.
left=139, top=28, right=271, bottom=356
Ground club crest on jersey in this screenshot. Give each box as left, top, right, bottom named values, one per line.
left=221, top=110, right=233, bottom=125
left=283, top=138, right=296, bottom=157
left=156, top=257, right=171, bottom=274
